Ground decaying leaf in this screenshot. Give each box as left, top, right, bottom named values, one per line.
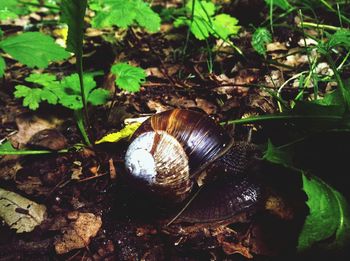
left=0, top=155, right=22, bottom=180
left=95, top=122, right=141, bottom=144
left=16, top=176, right=51, bottom=196
left=0, top=188, right=47, bottom=233
left=10, top=113, right=64, bottom=149
left=54, top=212, right=102, bottom=254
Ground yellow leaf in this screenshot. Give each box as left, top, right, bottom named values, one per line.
left=95, top=122, right=141, bottom=144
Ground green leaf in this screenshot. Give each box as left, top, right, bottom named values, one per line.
left=92, top=0, right=135, bottom=28
left=0, top=0, right=26, bottom=16
left=298, top=174, right=350, bottom=251
left=0, top=32, right=70, bottom=68
left=0, top=56, right=5, bottom=77
left=0, top=140, right=16, bottom=153
left=174, top=1, right=240, bottom=41
left=92, top=0, right=160, bottom=33
left=60, top=0, right=88, bottom=54
left=62, top=73, right=96, bottom=99
left=14, top=85, right=42, bottom=110
left=187, top=0, right=215, bottom=40
left=324, top=29, right=350, bottom=53
left=59, top=73, right=109, bottom=109
left=252, top=27, right=272, bottom=56
left=263, top=139, right=294, bottom=167
left=14, top=73, right=62, bottom=109
left=0, top=9, right=18, bottom=20
left=88, top=88, right=110, bottom=105
left=25, top=73, right=59, bottom=87
left=134, top=0, right=161, bottom=33
left=184, top=16, right=211, bottom=40
left=111, top=63, right=146, bottom=92
left=40, top=88, right=59, bottom=105
left=264, top=0, right=291, bottom=10
left=189, top=0, right=215, bottom=18
left=212, top=14, right=240, bottom=39
left=59, top=94, right=82, bottom=110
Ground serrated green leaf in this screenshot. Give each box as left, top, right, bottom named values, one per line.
left=188, top=0, right=215, bottom=18
left=0, top=32, right=70, bottom=68
left=62, top=73, right=96, bottom=98
left=92, top=0, right=135, bottom=28
left=25, top=73, right=58, bottom=87
left=111, top=63, right=146, bottom=92
left=40, top=88, right=58, bottom=105
left=298, top=174, right=350, bottom=251
left=59, top=94, right=82, bottom=110
left=252, top=27, right=272, bottom=56
left=14, top=85, right=42, bottom=110
left=212, top=14, right=240, bottom=39
left=92, top=0, right=160, bottom=33
left=95, top=122, right=142, bottom=144
left=0, top=56, right=5, bottom=77
left=174, top=1, right=240, bottom=41
left=191, top=17, right=211, bottom=40
left=60, top=0, right=87, bottom=54
left=188, top=0, right=215, bottom=40
left=88, top=88, right=110, bottom=105
left=134, top=0, right=161, bottom=33
left=59, top=73, right=109, bottom=109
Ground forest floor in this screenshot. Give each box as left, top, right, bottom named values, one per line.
left=1, top=0, right=350, bottom=260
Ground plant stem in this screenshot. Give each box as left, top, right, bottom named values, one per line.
left=0, top=149, right=69, bottom=156
left=74, top=109, right=91, bottom=146
left=325, top=54, right=349, bottom=109
left=221, top=114, right=343, bottom=125
left=298, top=22, right=340, bottom=31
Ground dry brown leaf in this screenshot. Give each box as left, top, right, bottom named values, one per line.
left=195, top=98, right=217, bottom=115
left=54, top=212, right=102, bottom=254
left=0, top=155, right=22, bottom=180
left=10, top=113, right=64, bottom=149
left=0, top=188, right=47, bottom=233
left=16, top=176, right=51, bottom=196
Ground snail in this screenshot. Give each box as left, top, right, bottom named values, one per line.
left=124, top=109, right=263, bottom=215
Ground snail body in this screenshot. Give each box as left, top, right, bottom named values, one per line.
left=125, top=109, right=262, bottom=210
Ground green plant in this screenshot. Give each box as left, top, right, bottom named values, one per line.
left=111, top=63, right=146, bottom=93
left=14, top=72, right=110, bottom=110
left=251, top=27, right=272, bottom=56
left=174, top=0, right=240, bottom=41
left=0, top=0, right=60, bottom=21
left=0, top=32, right=70, bottom=78
left=90, top=0, right=161, bottom=33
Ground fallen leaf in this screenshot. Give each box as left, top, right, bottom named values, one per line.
left=95, top=122, right=141, bottom=144
left=0, top=188, right=47, bottom=233
left=10, top=113, right=64, bottom=149
left=0, top=155, right=22, bottom=180
left=16, top=176, right=51, bottom=196
left=27, top=129, right=68, bottom=150
left=54, top=212, right=102, bottom=254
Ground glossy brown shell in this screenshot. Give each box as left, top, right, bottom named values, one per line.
left=132, top=109, right=233, bottom=176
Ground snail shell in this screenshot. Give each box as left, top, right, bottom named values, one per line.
left=125, top=109, right=234, bottom=203
left=124, top=108, right=263, bottom=213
